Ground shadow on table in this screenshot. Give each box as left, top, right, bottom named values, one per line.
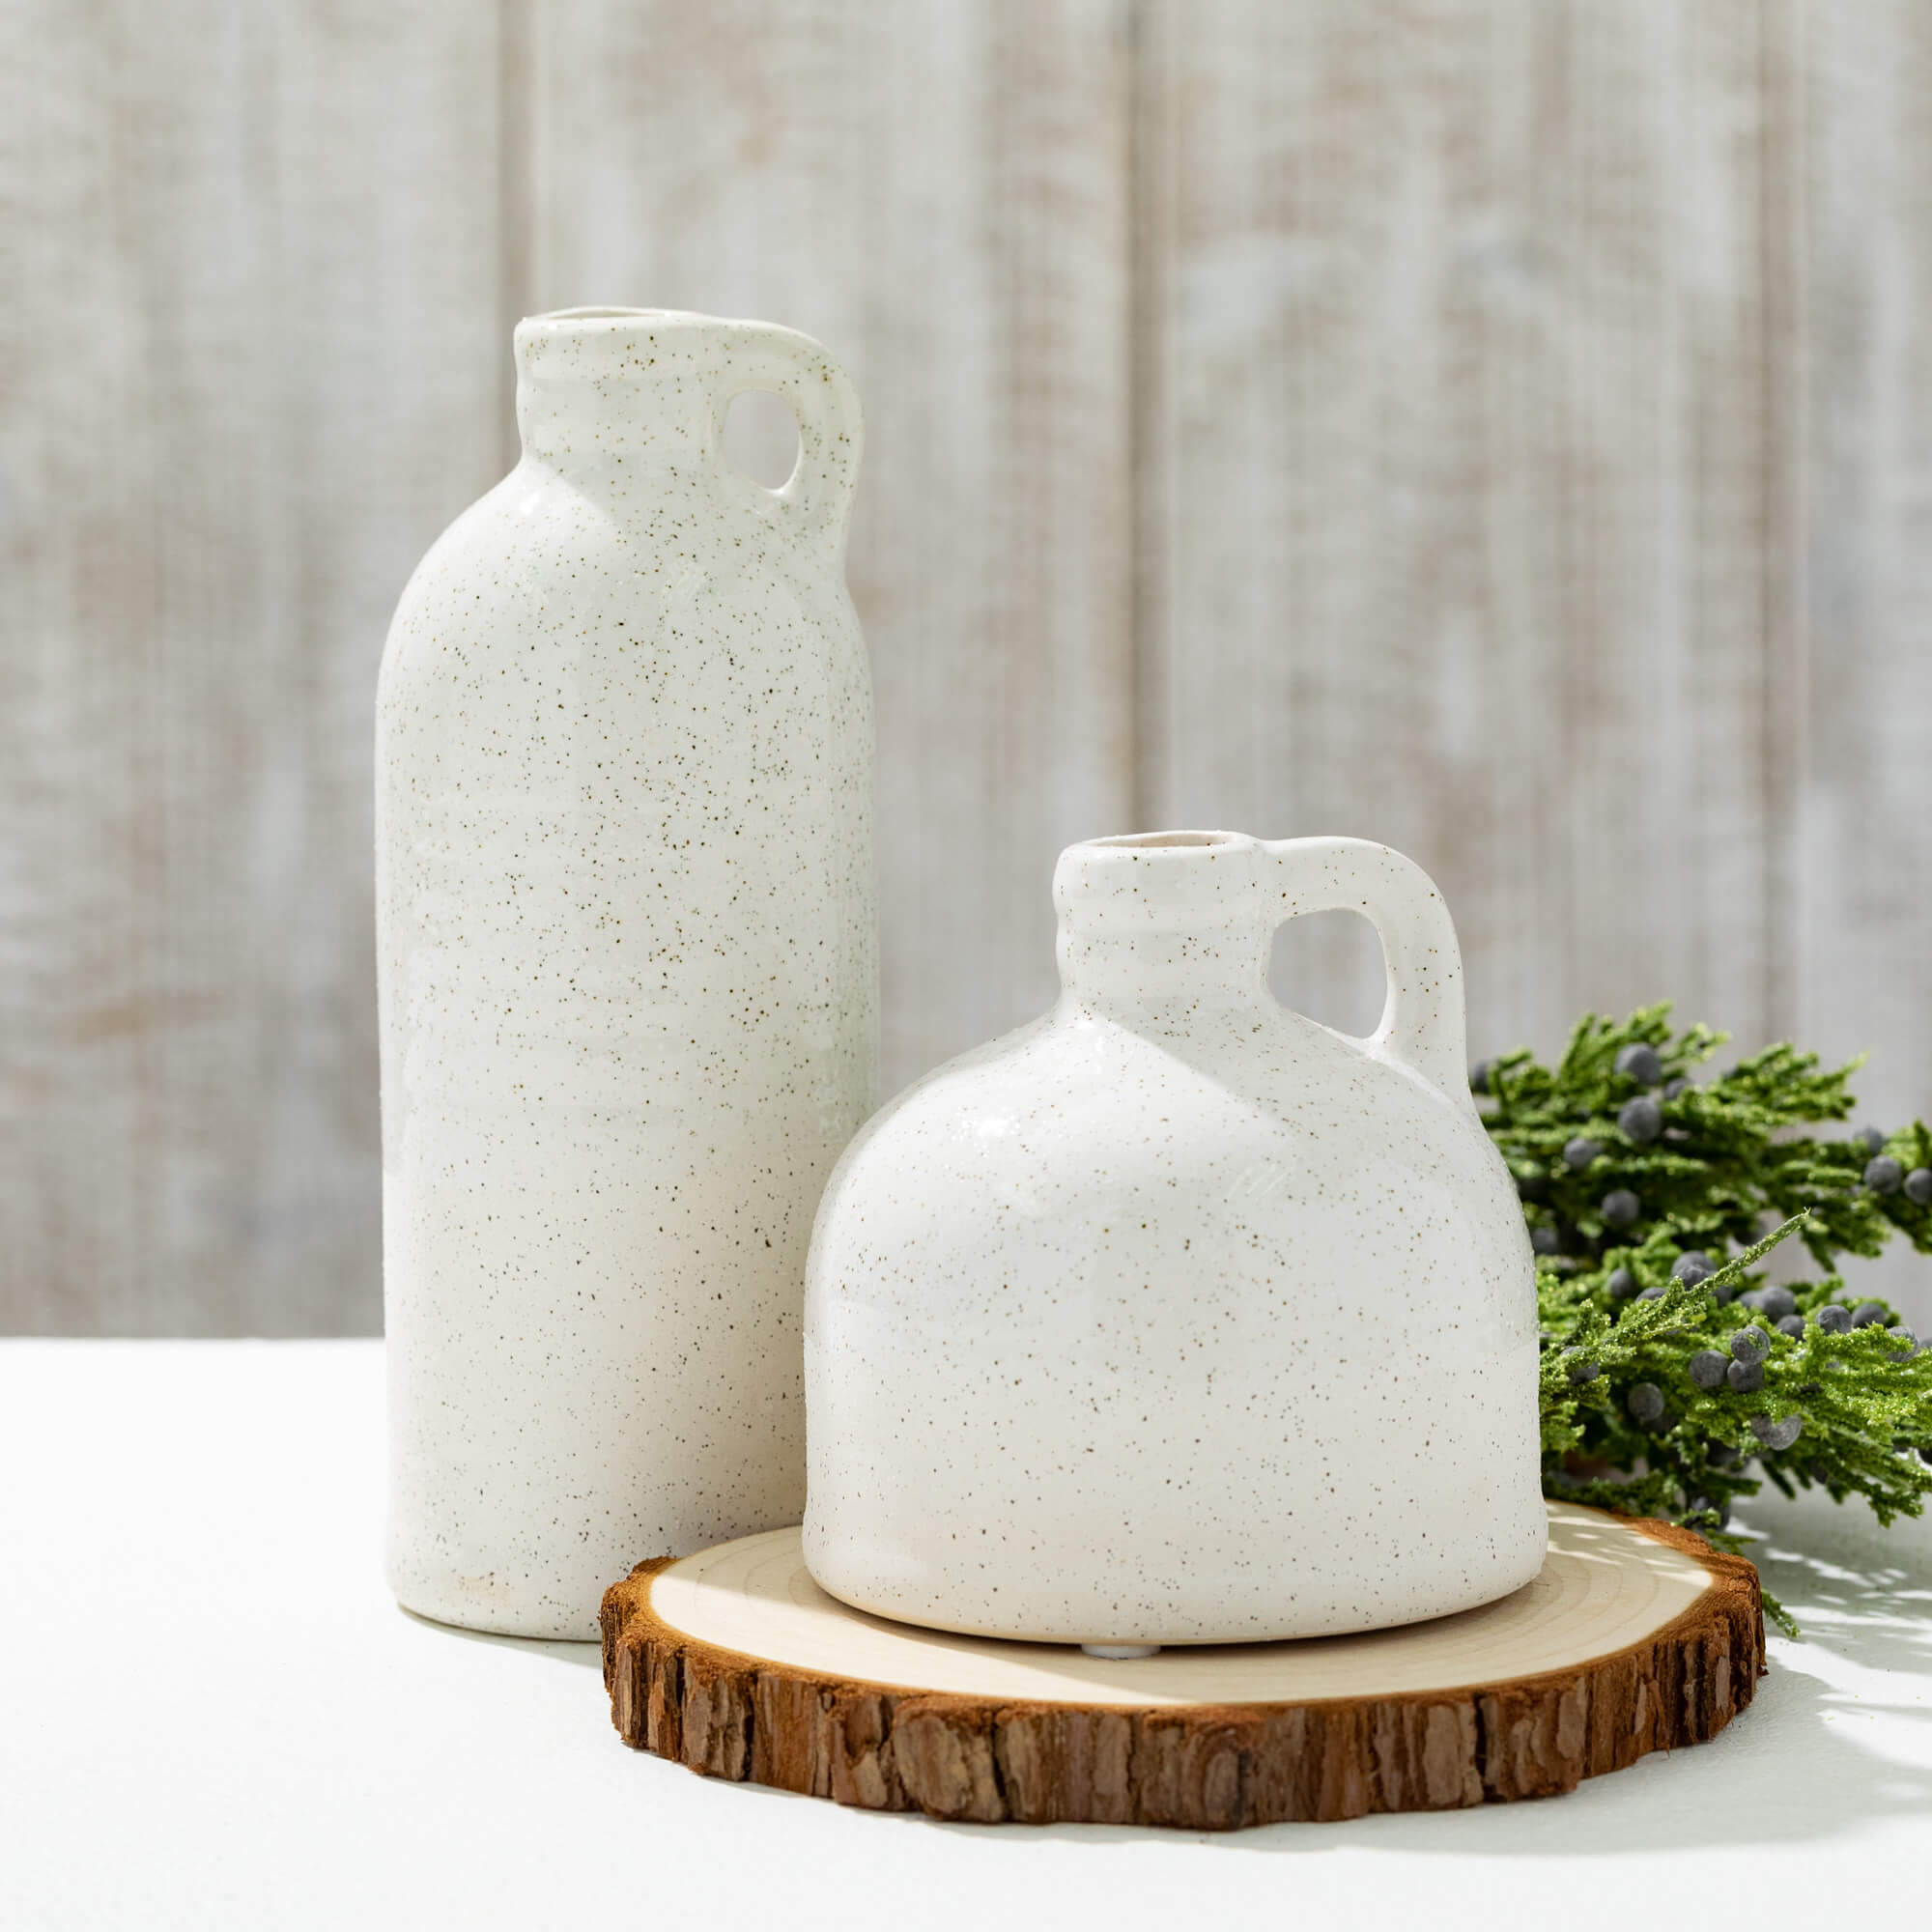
left=1161, top=1524, right=1932, bottom=1855
left=388, top=1504, right=1932, bottom=1852
left=398, top=1605, right=604, bottom=1668
left=890, top=1512, right=1932, bottom=1856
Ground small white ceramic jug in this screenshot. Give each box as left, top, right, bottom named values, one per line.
left=803, top=832, right=1545, bottom=1650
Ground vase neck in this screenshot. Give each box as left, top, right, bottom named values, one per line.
left=1053, top=833, right=1274, bottom=1020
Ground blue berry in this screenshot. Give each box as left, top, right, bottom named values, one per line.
left=1601, top=1189, right=1640, bottom=1230
left=1752, top=1414, right=1804, bottom=1452
left=1889, top=1326, right=1921, bottom=1361
left=1906, top=1168, right=1932, bottom=1207
left=1531, top=1225, right=1561, bottom=1255
left=1730, top=1327, right=1770, bottom=1365
left=1615, top=1043, right=1664, bottom=1087
left=1564, top=1137, right=1604, bottom=1170
left=1688, top=1350, right=1728, bottom=1391
left=1816, top=1303, right=1852, bottom=1333
left=1605, top=1267, right=1638, bottom=1301
left=1618, top=1095, right=1663, bottom=1144
left=1741, top=1285, right=1796, bottom=1321
left=1859, top=1126, right=1888, bottom=1155
left=1628, top=1382, right=1667, bottom=1427
left=1637, top=1286, right=1666, bottom=1301
left=1852, top=1301, right=1889, bottom=1328
left=1566, top=1356, right=1601, bottom=1384
left=1672, top=1251, right=1714, bottom=1286
left=1726, top=1357, right=1764, bottom=1392
left=1864, top=1155, right=1904, bottom=1195
left=1470, top=1060, right=1492, bottom=1094
left=1663, top=1078, right=1689, bottom=1100
left=1776, top=1314, right=1806, bottom=1339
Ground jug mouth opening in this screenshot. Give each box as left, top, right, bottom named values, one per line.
left=1087, top=831, right=1236, bottom=851
left=527, top=306, right=675, bottom=324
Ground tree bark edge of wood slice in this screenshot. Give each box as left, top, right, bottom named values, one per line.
left=598, top=1507, right=1764, bottom=1830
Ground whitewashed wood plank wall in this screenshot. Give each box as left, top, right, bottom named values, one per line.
left=6, top=1, right=1928, bottom=1334
left=3, top=1, right=508, bottom=1333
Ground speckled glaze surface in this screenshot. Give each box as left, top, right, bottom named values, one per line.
left=803, top=833, right=1544, bottom=1647
left=377, top=309, right=873, bottom=1638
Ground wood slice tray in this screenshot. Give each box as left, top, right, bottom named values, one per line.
left=599, top=1502, right=1763, bottom=1830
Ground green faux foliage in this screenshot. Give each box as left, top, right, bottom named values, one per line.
left=1476, top=1005, right=1932, bottom=1636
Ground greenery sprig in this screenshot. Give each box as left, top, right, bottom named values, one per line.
left=1477, top=1005, right=1932, bottom=1634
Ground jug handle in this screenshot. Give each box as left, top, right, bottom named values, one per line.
left=1261, top=837, right=1474, bottom=1109
left=710, top=321, right=865, bottom=554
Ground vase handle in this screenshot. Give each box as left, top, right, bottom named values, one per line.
left=711, top=321, right=865, bottom=555
left=1260, top=837, right=1472, bottom=1107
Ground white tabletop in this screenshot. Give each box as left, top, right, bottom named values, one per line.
left=3, top=1341, right=1928, bottom=1930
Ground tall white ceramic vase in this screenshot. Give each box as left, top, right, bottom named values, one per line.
left=377, top=308, right=873, bottom=1637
